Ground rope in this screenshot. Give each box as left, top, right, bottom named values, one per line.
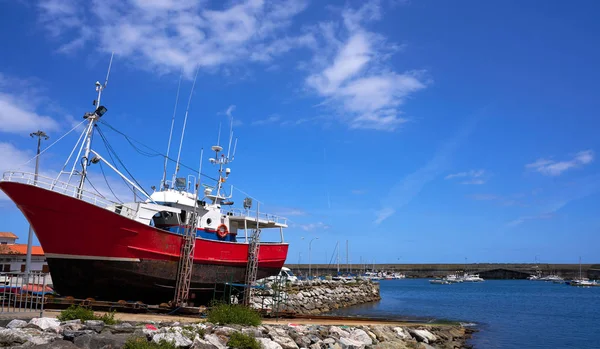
left=16, top=119, right=87, bottom=170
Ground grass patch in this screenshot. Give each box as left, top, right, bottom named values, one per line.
left=123, top=337, right=177, bottom=349
left=227, top=332, right=260, bottom=349
left=206, top=303, right=261, bottom=326
left=57, top=305, right=118, bottom=325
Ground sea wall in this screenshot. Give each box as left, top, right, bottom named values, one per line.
left=0, top=316, right=474, bottom=349
left=250, top=278, right=381, bottom=315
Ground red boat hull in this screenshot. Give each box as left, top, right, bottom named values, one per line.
left=0, top=181, right=288, bottom=304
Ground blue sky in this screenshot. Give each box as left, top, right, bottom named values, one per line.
left=0, top=0, right=599, bottom=265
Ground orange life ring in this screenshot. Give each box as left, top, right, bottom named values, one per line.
left=216, top=224, right=228, bottom=238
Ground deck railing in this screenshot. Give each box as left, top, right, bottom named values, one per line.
left=1, top=171, right=136, bottom=217
left=223, top=208, right=288, bottom=226
left=0, top=272, right=49, bottom=317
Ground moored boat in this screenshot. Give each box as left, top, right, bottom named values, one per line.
left=0, top=71, right=290, bottom=305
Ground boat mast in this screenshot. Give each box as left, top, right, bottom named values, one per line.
left=77, top=53, right=113, bottom=198
left=172, top=65, right=200, bottom=188
left=161, top=71, right=182, bottom=191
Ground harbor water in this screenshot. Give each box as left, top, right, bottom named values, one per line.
left=327, top=279, right=600, bottom=348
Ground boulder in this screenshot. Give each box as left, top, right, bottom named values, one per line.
left=392, top=327, right=409, bottom=340
left=204, top=334, right=227, bottom=349
left=107, top=322, right=135, bottom=334
left=191, top=337, right=219, bottom=349
left=258, top=337, right=284, bottom=349
left=62, top=330, right=95, bottom=340
left=294, top=335, right=311, bottom=348
left=29, top=339, right=80, bottom=349
left=338, top=337, right=365, bottom=349
left=30, top=318, right=61, bottom=333
left=372, top=341, right=411, bottom=349
left=213, top=326, right=236, bottom=336
left=73, top=333, right=131, bottom=349
left=409, top=329, right=436, bottom=344
left=328, top=327, right=350, bottom=338
left=6, top=319, right=28, bottom=329
left=323, top=338, right=336, bottom=345
left=349, top=329, right=372, bottom=346
left=0, top=328, right=29, bottom=346
left=152, top=332, right=193, bottom=347
left=271, top=335, right=299, bottom=349
left=83, top=320, right=105, bottom=333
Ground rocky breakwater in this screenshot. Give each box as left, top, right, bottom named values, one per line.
left=250, top=279, right=381, bottom=315
left=0, top=316, right=474, bottom=348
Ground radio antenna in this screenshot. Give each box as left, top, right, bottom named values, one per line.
left=172, top=65, right=200, bottom=185
left=161, top=70, right=183, bottom=190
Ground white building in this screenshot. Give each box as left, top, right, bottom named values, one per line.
left=0, top=232, right=48, bottom=273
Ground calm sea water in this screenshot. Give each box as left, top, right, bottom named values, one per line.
left=327, top=279, right=600, bottom=348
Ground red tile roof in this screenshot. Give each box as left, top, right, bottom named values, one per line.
left=0, top=232, right=18, bottom=239
left=0, top=244, right=44, bottom=256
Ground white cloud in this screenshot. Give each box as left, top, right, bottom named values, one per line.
left=304, top=1, right=428, bottom=131
left=0, top=74, right=61, bottom=134
left=252, top=115, right=281, bottom=125
left=36, top=0, right=312, bottom=77
left=0, top=93, right=60, bottom=134
left=299, top=222, right=330, bottom=231
left=526, top=150, right=594, bottom=176
left=445, top=169, right=487, bottom=185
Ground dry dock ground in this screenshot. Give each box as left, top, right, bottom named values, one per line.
left=40, top=310, right=438, bottom=327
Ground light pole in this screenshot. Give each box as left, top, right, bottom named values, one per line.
left=26, top=130, right=48, bottom=276
left=308, top=237, right=319, bottom=279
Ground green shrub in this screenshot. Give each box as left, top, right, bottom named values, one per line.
left=57, top=305, right=97, bottom=322
left=57, top=305, right=118, bottom=325
left=206, top=303, right=261, bottom=326
left=123, top=337, right=177, bottom=349
left=227, top=332, right=260, bottom=349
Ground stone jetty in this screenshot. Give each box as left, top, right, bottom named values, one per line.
left=0, top=316, right=474, bottom=348
left=250, top=279, right=381, bottom=315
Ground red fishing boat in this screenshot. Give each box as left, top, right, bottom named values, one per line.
left=0, top=66, right=289, bottom=305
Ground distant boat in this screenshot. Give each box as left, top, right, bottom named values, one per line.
left=429, top=278, right=451, bottom=285
left=462, top=273, right=485, bottom=282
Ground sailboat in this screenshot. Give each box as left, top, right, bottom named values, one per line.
left=0, top=66, right=289, bottom=305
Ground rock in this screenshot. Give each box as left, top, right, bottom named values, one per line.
left=271, top=335, right=299, bottom=349
left=7, top=319, right=28, bottom=329
left=309, top=343, right=321, bottom=349
left=213, top=326, right=236, bottom=336
left=30, top=318, right=61, bottom=333
left=323, top=338, right=336, bottom=345
left=372, top=341, right=410, bottom=349
left=204, top=334, right=227, bottom=349
left=258, top=337, right=284, bottom=349
left=152, top=332, right=193, bottom=347
left=0, top=328, right=28, bottom=346
left=349, top=329, right=372, bottom=346
left=338, top=337, right=365, bottom=349
left=73, top=333, right=130, bottom=349
left=143, top=324, right=159, bottom=337
left=107, top=322, right=135, bottom=334
left=242, top=327, right=264, bottom=338
left=62, top=329, right=95, bottom=340
left=83, top=320, right=105, bottom=333
left=410, top=329, right=436, bottom=344
left=392, top=327, right=409, bottom=339
left=29, top=339, right=80, bottom=349
left=191, top=337, right=219, bottom=349
left=329, top=327, right=350, bottom=338
left=294, top=335, right=311, bottom=348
